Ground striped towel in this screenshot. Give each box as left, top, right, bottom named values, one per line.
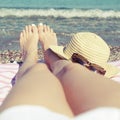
left=109, top=60, right=120, bottom=83
left=0, top=63, right=19, bottom=106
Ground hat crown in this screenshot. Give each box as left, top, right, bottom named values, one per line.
left=64, top=32, right=110, bottom=66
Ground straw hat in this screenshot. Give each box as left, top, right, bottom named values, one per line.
left=49, top=32, right=120, bottom=78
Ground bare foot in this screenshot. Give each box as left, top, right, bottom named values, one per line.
left=38, top=24, right=59, bottom=67
left=16, top=25, right=39, bottom=80
left=38, top=24, right=58, bottom=52
left=20, top=25, right=39, bottom=61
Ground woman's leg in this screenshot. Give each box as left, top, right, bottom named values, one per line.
left=53, top=61, right=120, bottom=115
left=0, top=25, right=73, bottom=117
left=15, top=25, right=39, bottom=80
left=38, top=24, right=60, bottom=68
left=38, top=24, right=120, bottom=115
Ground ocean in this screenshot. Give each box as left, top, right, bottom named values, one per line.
left=0, top=0, right=120, bottom=50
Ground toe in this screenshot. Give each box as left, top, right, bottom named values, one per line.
left=46, top=25, right=50, bottom=32
left=50, top=28, right=54, bottom=33
left=19, top=32, right=24, bottom=53
left=38, top=23, right=44, bottom=33
left=32, top=25, right=38, bottom=33
left=43, top=24, right=47, bottom=32
left=28, top=25, right=32, bottom=34
left=25, top=26, right=29, bottom=38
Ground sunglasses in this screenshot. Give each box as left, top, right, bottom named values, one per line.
left=72, top=53, right=106, bottom=75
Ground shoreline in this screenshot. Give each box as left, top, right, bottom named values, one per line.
left=0, top=46, right=120, bottom=64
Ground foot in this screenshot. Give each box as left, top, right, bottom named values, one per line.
left=38, top=24, right=58, bottom=52
left=16, top=25, right=39, bottom=81
left=38, top=24, right=59, bottom=67
left=20, top=25, right=39, bottom=62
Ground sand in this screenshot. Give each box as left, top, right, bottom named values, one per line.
left=0, top=46, right=120, bottom=64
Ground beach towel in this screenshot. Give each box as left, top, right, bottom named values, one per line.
left=0, top=63, right=19, bottom=106
left=109, top=60, right=120, bottom=83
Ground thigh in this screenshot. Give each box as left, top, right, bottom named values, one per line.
left=0, top=63, right=73, bottom=117
left=53, top=61, right=120, bottom=115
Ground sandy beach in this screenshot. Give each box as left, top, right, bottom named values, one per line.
left=109, top=46, right=120, bottom=61
left=0, top=45, right=120, bottom=64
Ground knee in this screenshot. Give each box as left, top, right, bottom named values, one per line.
left=63, top=62, right=80, bottom=72
left=31, top=63, right=49, bottom=72
left=57, top=62, right=81, bottom=77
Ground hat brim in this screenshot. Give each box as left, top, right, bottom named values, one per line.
left=50, top=45, right=120, bottom=78
left=49, top=45, right=69, bottom=59
left=102, top=63, right=120, bottom=78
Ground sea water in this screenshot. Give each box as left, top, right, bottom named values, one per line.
left=0, top=0, right=120, bottom=50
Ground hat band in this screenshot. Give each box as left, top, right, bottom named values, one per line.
left=72, top=53, right=106, bottom=75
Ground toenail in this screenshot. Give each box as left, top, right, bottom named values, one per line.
left=32, top=24, right=36, bottom=26
left=39, top=23, right=43, bottom=26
